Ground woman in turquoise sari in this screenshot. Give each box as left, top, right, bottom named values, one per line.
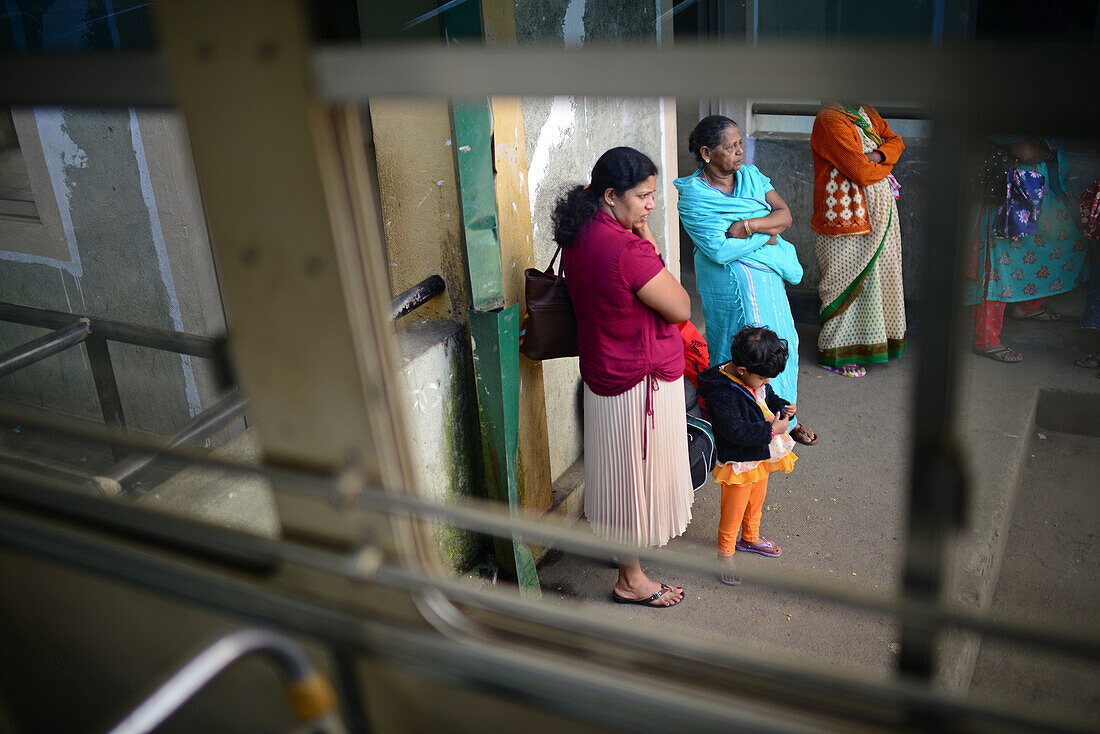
left=966, top=137, right=1092, bottom=362
left=675, top=115, right=817, bottom=445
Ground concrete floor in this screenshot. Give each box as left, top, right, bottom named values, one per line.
left=535, top=281, right=1100, bottom=723
left=136, top=427, right=280, bottom=538
left=969, top=428, right=1100, bottom=719
left=537, top=320, right=912, bottom=673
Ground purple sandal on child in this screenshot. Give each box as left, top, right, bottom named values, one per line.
left=736, top=537, right=782, bottom=557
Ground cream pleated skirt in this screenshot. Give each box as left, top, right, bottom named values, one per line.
left=583, top=375, right=694, bottom=548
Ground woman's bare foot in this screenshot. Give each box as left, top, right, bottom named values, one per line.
left=790, top=423, right=819, bottom=445
left=612, top=560, right=683, bottom=606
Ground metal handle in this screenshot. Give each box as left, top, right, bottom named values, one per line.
left=106, top=628, right=341, bottom=734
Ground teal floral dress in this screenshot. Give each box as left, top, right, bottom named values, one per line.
left=966, top=139, right=1091, bottom=305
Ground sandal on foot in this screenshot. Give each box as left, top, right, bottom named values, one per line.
left=1010, top=307, right=1062, bottom=321
left=717, top=556, right=741, bottom=586
left=975, top=345, right=1023, bottom=363
left=820, top=364, right=866, bottom=378
left=790, top=424, right=819, bottom=445
left=736, top=537, right=782, bottom=557
left=1075, top=354, right=1100, bottom=368
left=611, top=584, right=683, bottom=608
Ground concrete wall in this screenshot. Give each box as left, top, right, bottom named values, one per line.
left=0, top=107, right=230, bottom=437
left=517, top=0, right=677, bottom=480
left=370, top=99, right=473, bottom=330
left=369, top=99, right=489, bottom=565
left=397, top=320, right=484, bottom=569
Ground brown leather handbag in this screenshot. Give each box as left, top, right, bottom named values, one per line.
left=519, top=245, right=577, bottom=360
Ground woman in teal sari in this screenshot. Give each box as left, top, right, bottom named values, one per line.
left=966, top=137, right=1091, bottom=361
left=675, top=115, right=817, bottom=445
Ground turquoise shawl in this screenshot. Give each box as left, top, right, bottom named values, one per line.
left=674, top=166, right=803, bottom=285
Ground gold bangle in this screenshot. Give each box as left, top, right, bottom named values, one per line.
left=744, top=219, right=754, bottom=236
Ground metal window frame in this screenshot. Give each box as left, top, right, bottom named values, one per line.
left=0, top=106, right=41, bottom=222
left=0, top=425, right=1092, bottom=734
left=3, top=24, right=1099, bottom=734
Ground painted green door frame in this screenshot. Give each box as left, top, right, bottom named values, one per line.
left=452, top=100, right=539, bottom=595
left=446, top=0, right=539, bottom=594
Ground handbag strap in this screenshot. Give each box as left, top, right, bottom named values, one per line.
left=546, top=245, right=565, bottom=278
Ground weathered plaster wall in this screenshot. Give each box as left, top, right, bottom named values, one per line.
left=397, top=320, right=484, bottom=570
left=370, top=97, right=496, bottom=564
left=0, top=107, right=228, bottom=436
left=370, top=99, right=472, bottom=330
left=516, top=0, right=675, bottom=480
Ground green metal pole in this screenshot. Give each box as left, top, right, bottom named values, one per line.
left=444, top=1, right=538, bottom=596
left=453, top=102, right=539, bottom=596
left=468, top=307, right=539, bottom=594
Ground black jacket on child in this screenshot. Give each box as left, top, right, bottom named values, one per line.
left=696, top=365, right=790, bottom=464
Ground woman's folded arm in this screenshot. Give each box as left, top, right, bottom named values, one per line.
left=736, top=190, right=792, bottom=236
left=636, top=269, right=691, bottom=324
left=682, top=215, right=767, bottom=265
left=868, top=107, right=905, bottom=165
left=812, top=112, right=893, bottom=186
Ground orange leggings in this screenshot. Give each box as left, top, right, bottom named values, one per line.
left=717, top=475, right=768, bottom=556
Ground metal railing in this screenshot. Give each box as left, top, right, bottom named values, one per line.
left=0, top=417, right=1093, bottom=733
left=106, top=628, right=344, bottom=734
left=1, top=270, right=443, bottom=493
left=0, top=301, right=236, bottom=491
left=3, top=26, right=1099, bottom=734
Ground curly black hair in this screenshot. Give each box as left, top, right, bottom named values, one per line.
left=728, top=325, right=788, bottom=378
left=551, top=146, right=657, bottom=247
left=687, top=115, right=738, bottom=166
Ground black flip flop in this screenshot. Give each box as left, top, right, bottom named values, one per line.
left=611, top=584, right=683, bottom=608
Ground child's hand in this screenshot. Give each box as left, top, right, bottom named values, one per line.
left=782, top=404, right=796, bottom=418
left=772, top=415, right=790, bottom=434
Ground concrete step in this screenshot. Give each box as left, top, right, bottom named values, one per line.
left=967, top=427, right=1100, bottom=723
left=943, top=293, right=1100, bottom=692
left=135, top=426, right=279, bottom=538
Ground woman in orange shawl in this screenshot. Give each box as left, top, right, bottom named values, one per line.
left=810, top=103, right=906, bottom=377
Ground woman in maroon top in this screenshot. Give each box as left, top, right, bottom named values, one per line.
left=553, top=147, right=694, bottom=608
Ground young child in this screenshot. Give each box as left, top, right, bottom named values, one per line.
left=696, top=326, right=797, bottom=585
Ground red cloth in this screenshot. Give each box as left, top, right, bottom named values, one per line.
left=676, top=320, right=709, bottom=389
left=972, top=297, right=1047, bottom=350
left=563, top=210, right=684, bottom=396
